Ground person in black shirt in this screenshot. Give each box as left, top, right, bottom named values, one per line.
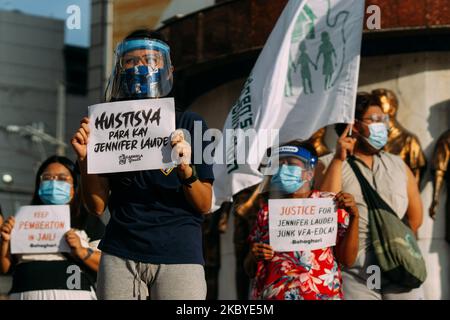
left=71, top=29, right=214, bottom=300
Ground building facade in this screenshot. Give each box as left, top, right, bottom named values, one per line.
left=0, top=10, right=90, bottom=296
left=0, top=10, right=66, bottom=216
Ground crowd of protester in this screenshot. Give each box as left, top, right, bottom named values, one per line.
left=0, top=29, right=428, bottom=300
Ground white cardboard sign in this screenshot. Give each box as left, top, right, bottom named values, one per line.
left=268, top=198, right=338, bottom=252
left=88, top=98, right=176, bottom=174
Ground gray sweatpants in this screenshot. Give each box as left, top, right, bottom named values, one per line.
left=342, top=270, right=425, bottom=300
left=97, top=252, right=207, bottom=300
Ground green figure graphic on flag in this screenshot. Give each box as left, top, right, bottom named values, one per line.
left=285, top=53, right=294, bottom=97
left=291, top=5, right=317, bottom=42
left=316, top=31, right=338, bottom=90
left=295, top=42, right=317, bottom=95
left=286, top=4, right=317, bottom=97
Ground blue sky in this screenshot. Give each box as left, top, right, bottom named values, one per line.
left=0, top=0, right=91, bottom=47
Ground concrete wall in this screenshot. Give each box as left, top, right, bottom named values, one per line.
left=155, top=0, right=215, bottom=27
left=187, top=51, right=450, bottom=300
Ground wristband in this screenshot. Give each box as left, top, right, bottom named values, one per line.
left=179, top=165, right=198, bottom=187
left=82, top=247, right=94, bottom=261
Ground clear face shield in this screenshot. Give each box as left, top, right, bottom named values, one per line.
left=105, top=39, right=174, bottom=101
left=261, top=146, right=318, bottom=195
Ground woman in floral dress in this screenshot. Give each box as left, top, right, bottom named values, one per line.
left=249, top=141, right=359, bottom=300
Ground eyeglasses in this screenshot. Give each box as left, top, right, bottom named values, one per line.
left=40, top=173, right=71, bottom=182
left=279, top=158, right=306, bottom=168
left=359, top=114, right=389, bottom=125
left=120, top=53, right=163, bottom=69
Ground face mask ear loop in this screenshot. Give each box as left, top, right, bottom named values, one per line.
left=306, top=170, right=315, bottom=190
left=351, top=120, right=365, bottom=139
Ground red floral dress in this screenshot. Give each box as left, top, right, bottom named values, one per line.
left=248, top=191, right=350, bottom=300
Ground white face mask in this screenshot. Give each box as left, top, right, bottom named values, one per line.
left=364, top=122, right=388, bottom=150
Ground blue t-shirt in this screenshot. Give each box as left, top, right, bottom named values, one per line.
left=98, top=111, right=214, bottom=264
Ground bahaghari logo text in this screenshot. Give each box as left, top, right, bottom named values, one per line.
left=292, top=239, right=321, bottom=245
left=119, top=154, right=144, bottom=165
left=30, top=243, right=57, bottom=248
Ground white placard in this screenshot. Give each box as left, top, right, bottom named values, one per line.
left=10, top=205, right=71, bottom=254
left=88, top=98, right=176, bottom=174
left=268, top=198, right=338, bottom=252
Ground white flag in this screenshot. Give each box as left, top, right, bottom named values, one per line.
left=213, top=0, right=365, bottom=206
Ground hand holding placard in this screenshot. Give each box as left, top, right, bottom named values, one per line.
left=71, top=117, right=90, bottom=161
left=170, top=129, right=194, bottom=180
left=334, top=192, right=359, bottom=218
left=251, top=242, right=274, bottom=261
left=65, top=229, right=84, bottom=259
left=0, top=216, right=15, bottom=242
left=170, top=129, right=191, bottom=166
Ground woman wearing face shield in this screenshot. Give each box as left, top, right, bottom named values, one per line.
left=0, top=156, right=102, bottom=300
left=316, top=92, right=424, bottom=299
left=71, top=30, right=214, bottom=300
left=248, top=142, right=359, bottom=300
